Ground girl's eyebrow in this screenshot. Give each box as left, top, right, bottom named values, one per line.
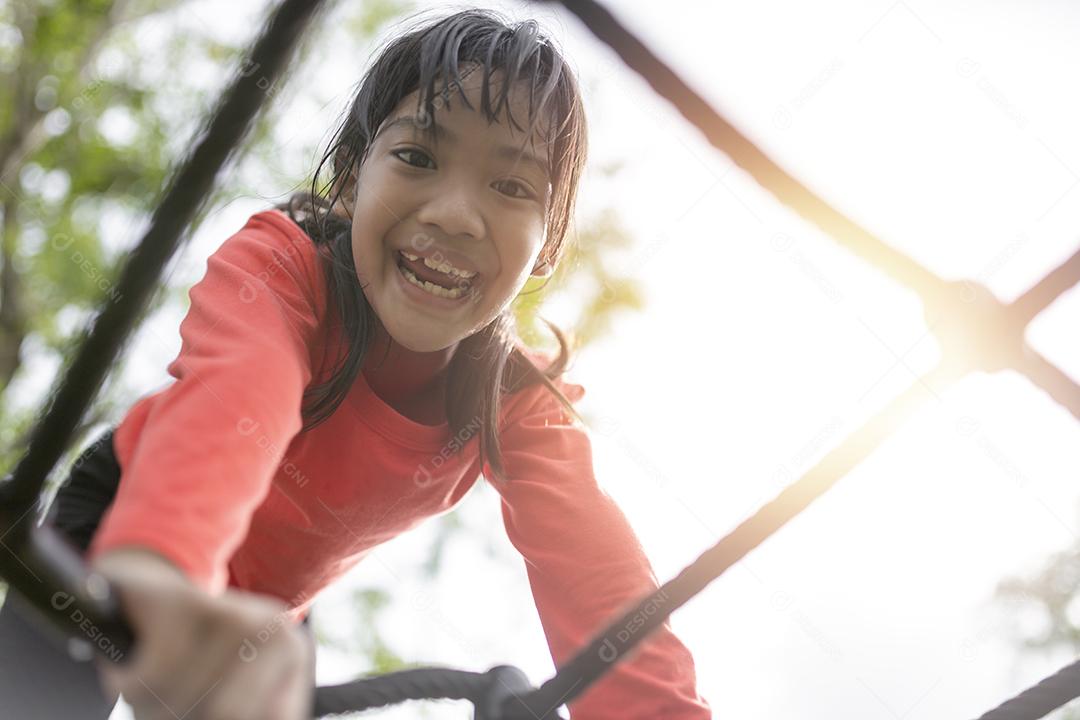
left=382, top=115, right=551, bottom=180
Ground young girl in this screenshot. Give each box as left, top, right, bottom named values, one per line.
left=0, top=9, right=711, bottom=719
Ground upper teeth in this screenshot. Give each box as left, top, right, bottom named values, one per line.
left=401, top=251, right=477, bottom=279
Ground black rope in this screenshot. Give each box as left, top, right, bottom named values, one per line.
left=974, top=658, right=1080, bottom=720
left=313, top=667, right=490, bottom=715
left=546, top=0, right=945, bottom=299
left=1014, top=348, right=1080, bottom=422
left=312, top=665, right=566, bottom=720
left=1010, top=245, right=1080, bottom=325
left=525, top=364, right=956, bottom=709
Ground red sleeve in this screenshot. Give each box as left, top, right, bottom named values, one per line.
left=86, top=211, right=325, bottom=593
left=491, top=377, right=712, bottom=719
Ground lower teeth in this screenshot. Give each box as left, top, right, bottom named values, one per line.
left=399, top=263, right=470, bottom=299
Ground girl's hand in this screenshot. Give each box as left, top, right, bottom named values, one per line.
left=89, top=547, right=313, bottom=720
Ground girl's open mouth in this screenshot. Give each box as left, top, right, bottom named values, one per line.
left=394, top=250, right=480, bottom=304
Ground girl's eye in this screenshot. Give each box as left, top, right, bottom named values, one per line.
left=392, top=148, right=434, bottom=169
left=493, top=178, right=534, bottom=200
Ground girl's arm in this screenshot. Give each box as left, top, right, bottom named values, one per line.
left=490, top=378, right=712, bottom=719
left=86, top=210, right=325, bottom=594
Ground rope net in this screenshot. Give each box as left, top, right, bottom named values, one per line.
left=0, top=0, right=1076, bottom=718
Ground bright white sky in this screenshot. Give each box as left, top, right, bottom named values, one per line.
left=103, top=0, right=1080, bottom=718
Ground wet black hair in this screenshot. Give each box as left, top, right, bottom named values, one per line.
left=275, top=8, right=588, bottom=483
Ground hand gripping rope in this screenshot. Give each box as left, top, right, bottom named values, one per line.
left=1, top=0, right=1078, bottom=718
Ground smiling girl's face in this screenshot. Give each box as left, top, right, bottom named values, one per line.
left=341, top=67, right=553, bottom=353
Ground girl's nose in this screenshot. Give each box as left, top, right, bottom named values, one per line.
left=414, top=184, right=485, bottom=240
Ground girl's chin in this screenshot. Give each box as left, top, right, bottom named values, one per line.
left=382, top=318, right=460, bottom=353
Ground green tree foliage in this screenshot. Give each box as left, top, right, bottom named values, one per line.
left=1, top=0, right=178, bottom=467
left=514, top=206, right=643, bottom=353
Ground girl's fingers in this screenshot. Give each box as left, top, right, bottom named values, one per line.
left=109, top=617, right=241, bottom=720
left=149, top=629, right=248, bottom=719
left=87, top=549, right=307, bottom=720
left=202, top=630, right=302, bottom=720
left=270, top=658, right=313, bottom=720
left=272, top=628, right=316, bottom=720
left=94, top=657, right=123, bottom=702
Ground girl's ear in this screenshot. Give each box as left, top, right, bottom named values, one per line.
left=330, top=170, right=359, bottom=218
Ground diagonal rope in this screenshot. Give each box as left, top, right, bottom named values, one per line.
left=524, top=364, right=956, bottom=710
left=973, top=658, right=1080, bottom=720
left=548, top=0, right=946, bottom=299
left=1013, top=346, right=1080, bottom=422
left=1010, top=244, right=1080, bottom=325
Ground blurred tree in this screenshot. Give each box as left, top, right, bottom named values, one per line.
left=515, top=205, right=643, bottom=353
left=995, top=534, right=1080, bottom=719
left=0, top=0, right=646, bottom=703
left=997, top=547, right=1080, bottom=654
left=1, top=0, right=180, bottom=470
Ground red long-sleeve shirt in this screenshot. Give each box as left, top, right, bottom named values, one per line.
left=86, top=209, right=711, bottom=718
